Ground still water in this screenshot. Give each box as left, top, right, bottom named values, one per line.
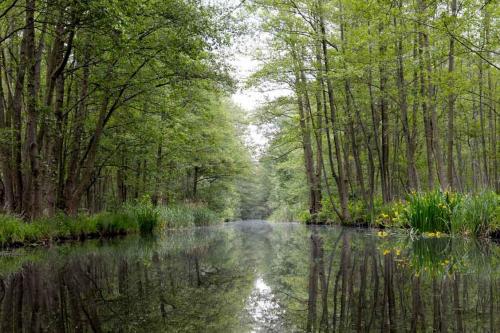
left=0, top=221, right=498, bottom=332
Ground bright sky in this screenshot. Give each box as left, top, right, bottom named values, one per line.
left=229, top=35, right=269, bottom=148
left=222, top=0, right=291, bottom=153
left=228, top=35, right=288, bottom=150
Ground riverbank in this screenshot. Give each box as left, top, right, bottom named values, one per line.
left=0, top=204, right=221, bottom=248
left=307, top=190, right=500, bottom=240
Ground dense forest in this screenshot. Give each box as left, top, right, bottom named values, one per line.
left=0, top=0, right=498, bottom=226
left=252, top=0, right=499, bottom=223
left=0, top=0, right=253, bottom=220
left=0, top=1, right=498, bottom=332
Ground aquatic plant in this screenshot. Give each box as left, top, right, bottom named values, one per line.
left=451, top=191, right=499, bottom=237
left=192, top=206, right=219, bottom=226
left=158, top=204, right=220, bottom=228
left=159, top=206, right=196, bottom=228
left=403, top=190, right=461, bottom=233
left=403, top=190, right=500, bottom=237
left=124, top=200, right=161, bottom=234
left=94, top=212, right=138, bottom=235
left=0, top=202, right=221, bottom=248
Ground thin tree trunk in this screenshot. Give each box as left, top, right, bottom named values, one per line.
left=395, top=6, right=418, bottom=191
left=446, top=0, right=457, bottom=189
left=319, top=4, right=350, bottom=222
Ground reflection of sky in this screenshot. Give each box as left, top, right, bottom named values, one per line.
left=246, top=277, right=284, bottom=333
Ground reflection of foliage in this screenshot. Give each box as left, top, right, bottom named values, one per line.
left=411, top=237, right=452, bottom=276
left=1, top=223, right=499, bottom=332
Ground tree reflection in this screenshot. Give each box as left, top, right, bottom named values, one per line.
left=0, top=228, right=256, bottom=332
left=0, top=223, right=498, bottom=332
left=303, top=231, right=499, bottom=332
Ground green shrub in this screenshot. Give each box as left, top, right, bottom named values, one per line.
left=159, top=206, right=195, bottom=228
left=135, top=205, right=160, bottom=234
left=158, top=204, right=220, bottom=228
left=451, top=191, right=499, bottom=237
left=95, top=212, right=137, bottom=235
left=0, top=215, right=27, bottom=245
left=192, top=207, right=219, bottom=226
left=403, top=190, right=461, bottom=233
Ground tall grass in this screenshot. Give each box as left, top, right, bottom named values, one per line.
left=124, top=203, right=160, bottom=234
left=158, top=204, right=220, bottom=228
left=451, top=191, right=498, bottom=237
left=0, top=202, right=221, bottom=247
left=404, top=190, right=499, bottom=237
left=404, top=190, right=460, bottom=233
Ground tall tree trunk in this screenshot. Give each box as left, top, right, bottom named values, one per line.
left=63, top=56, right=89, bottom=212
left=446, top=0, right=457, bottom=189
left=24, top=0, right=41, bottom=218
left=416, top=7, right=435, bottom=189
left=478, top=61, right=489, bottom=187
left=0, top=52, right=14, bottom=212
left=319, top=5, right=350, bottom=222
left=11, top=25, right=28, bottom=214
left=378, top=22, right=391, bottom=202
left=293, top=52, right=320, bottom=220
left=395, top=4, right=418, bottom=191
left=300, top=67, right=322, bottom=217
left=340, top=2, right=367, bottom=205
left=419, top=0, right=447, bottom=189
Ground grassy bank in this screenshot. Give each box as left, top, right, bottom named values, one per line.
left=0, top=203, right=221, bottom=248
left=305, top=190, right=499, bottom=239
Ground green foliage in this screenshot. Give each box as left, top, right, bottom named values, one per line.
left=373, top=200, right=407, bottom=228
left=0, top=215, right=35, bottom=245
left=451, top=191, right=499, bottom=237
left=403, top=190, right=461, bottom=233
left=158, top=206, right=196, bottom=228
left=158, top=204, right=220, bottom=228
left=411, top=237, right=451, bottom=276
left=192, top=206, right=219, bottom=226
left=124, top=201, right=161, bottom=234
left=402, top=190, right=499, bottom=237
left=94, top=212, right=138, bottom=236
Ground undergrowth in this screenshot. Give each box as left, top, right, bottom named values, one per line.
left=0, top=202, right=221, bottom=247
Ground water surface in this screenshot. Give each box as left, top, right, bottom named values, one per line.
left=0, top=221, right=498, bottom=332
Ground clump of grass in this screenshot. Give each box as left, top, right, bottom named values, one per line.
left=158, top=204, right=220, bottom=228
left=134, top=205, right=160, bottom=234
left=94, top=212, right=138, bottom=236
left=403, top=190, right=461, bottom=233
left=0, top=202, right=222, bottom=248
left=451, top=191, right=498, bottom=237
left=0, top=215, right=33, bottom=245
left=192, top=206, right=219, bottom=226
left=159, top=206, right=195, bottom=228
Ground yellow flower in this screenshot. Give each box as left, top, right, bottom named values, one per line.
left=377, top=231, right=388, bottom=237
left=383, top=249, right=391, bottom=256
left=395, top=249, right=401, bottom=256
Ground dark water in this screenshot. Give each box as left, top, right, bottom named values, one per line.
left=0, top=221, right=498, bottom=332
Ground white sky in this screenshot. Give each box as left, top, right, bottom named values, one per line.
left=221, top=0, right=291, bottom=153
